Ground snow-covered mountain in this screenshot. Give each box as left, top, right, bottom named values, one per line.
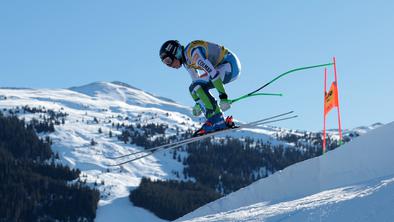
left=177, top=121, right=394, bottom=222
left=0, top=81, right=383, bottom=222
left=69, top=81, right=191, bottom=116
left=0, top=81, right=199, bottom=222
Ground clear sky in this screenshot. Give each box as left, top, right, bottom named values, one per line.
left=1, top=0, right=393, bottom=131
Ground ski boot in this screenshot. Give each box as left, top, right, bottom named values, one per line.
left=193, top=113, right=236, bottom=137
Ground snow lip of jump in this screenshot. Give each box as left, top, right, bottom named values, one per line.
left=177, top=121, right=394, bottom=221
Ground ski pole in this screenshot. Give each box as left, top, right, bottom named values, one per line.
left=229, top=93, right=283, bottom=104
left=229, top=62, right=334, bottom=104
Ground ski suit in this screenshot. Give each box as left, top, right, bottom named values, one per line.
left=183, top=40, right=241, bottom=118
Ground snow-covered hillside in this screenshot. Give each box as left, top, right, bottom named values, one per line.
left=69, top=81, right=191, bottom=116
left=1, top=81, right=199, bottom=222
left=0, top=81, right=381, bottom=222
left=177, top=121, right=394, bottom=222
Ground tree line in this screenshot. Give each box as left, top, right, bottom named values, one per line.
left=129, top=177, right=221, bottom=221
left=128, top=123, right=345, bottom=220
left=0, top=112, right=99, bottom=222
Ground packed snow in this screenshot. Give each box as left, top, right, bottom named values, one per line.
left=177, top=121, right=394, bottom=222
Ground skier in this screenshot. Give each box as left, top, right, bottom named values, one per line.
left=159, top=40, right=241, bottom=135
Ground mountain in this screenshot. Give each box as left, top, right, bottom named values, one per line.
left=0, top=81, right=382, bottom=222
left=69, top=81, right=191, bottom=116
left=0, top=81, right=196, bottom=222
left=177, top=121, right=394, bottom=222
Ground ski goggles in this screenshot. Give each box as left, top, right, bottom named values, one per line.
left=161, top=56, right=173, bottom=66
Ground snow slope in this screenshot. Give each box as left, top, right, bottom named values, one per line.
left=69, top=81, right=192, bottom=116
left=0, top=82, right=291, bottom=222
left=0, top=81, right=381, bottom=222
left=0, top=82, right=196, bottom=222
left=177, top=121, right=394, bottom=222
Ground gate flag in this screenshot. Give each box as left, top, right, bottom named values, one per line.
left=324, top=81, right=339, bottom=116
left=323, top=57, right=343, bottom=153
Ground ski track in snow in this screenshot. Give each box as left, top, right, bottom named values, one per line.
left=178, top=121, right=394, bottom=222
left=182, top=175, right=394, bottom=222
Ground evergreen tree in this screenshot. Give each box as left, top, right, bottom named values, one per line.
left=130, top=178, right=221, bottom=221
left=91, top=138, right=97, bottom=146
left=0, top=113, right=100, bottom=222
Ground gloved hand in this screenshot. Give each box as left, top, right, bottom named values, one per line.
left=192, top=103, right=202, bottom=116
left=219, top=99, right=231, bottom=112
left=219, top=93, right=231, bottom=111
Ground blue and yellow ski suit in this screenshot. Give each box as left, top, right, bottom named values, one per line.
left=183, top=40, right=241, bottom=118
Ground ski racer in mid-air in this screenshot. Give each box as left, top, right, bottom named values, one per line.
left=159, top=40, right=241, bottom=136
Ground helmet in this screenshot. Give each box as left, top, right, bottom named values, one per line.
left=159, top=40, right=182, bottom=65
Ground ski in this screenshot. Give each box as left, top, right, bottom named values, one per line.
left=105, top=111, right=297, bottom=166
left=106, top=114, right=298, bottom=166
left=104, top=111, right=294, bottom=160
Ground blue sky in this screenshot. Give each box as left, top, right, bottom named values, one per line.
left=1, top=0, right=393, bottom=131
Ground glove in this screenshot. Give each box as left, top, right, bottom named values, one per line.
left=192, top=103, right=202, bottom=116
left=219, top=93, right=231, bottom=112
left=219, top=99, right=231, bottom=112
